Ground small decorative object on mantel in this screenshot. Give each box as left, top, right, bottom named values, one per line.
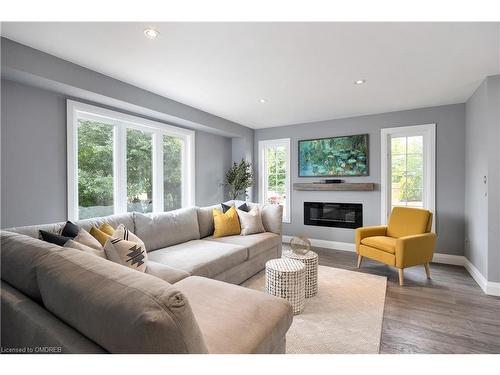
left=290, top=236, right=311, bottom=255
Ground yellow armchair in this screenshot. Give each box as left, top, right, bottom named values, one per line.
left=355, top=207, right=436, bottom=286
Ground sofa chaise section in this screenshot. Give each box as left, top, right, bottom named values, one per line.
left=176, top=276, right=292, bottom=354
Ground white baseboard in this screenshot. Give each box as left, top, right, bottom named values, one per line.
left=463, top=258, right=500, bottom=296
left=282, top=235, right=500, bottom=296
left=282, top=235, right=355, bottom=252
left=431, top=253, right=465, bottom=266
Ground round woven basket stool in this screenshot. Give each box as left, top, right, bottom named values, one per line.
left=265, top=258, right=306, bottom=315
left=282, top=249, right=319, bottom=298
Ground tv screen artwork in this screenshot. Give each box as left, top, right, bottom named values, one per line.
left=299, top=134, right=369, bottom=177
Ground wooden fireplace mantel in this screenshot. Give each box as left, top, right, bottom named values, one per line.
left=293, top=183, right=375, bottom=191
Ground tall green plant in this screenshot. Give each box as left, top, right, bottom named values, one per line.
left=224, top=159, right=253, bottom=200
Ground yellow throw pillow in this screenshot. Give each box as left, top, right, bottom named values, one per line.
left=213, top=206, right=241, bottom=238
left=90, top=226, right=111, bottom=246
left=99, top=223, right=115, bottom=235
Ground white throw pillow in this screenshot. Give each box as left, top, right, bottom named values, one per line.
left=63, top=239, right=106, bottom=259
left=73, top=228, right=103, bottom=251
left=237, top=207, right=265, bottom=235
left=103, top=225, right=148, bottom=272
left=104, top=237, right=147, bottom=272
left=113, top=224, right=147, bottom=252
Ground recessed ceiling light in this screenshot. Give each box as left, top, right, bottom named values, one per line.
left=354, top=79, right=366, bottom=85
left=144, top=28, right=160, bottom=40
left=259, top=98, right=267, bottom=104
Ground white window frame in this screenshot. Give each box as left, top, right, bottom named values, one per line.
left=380, top=123, right=436, bottom=230
left=258, top=138, right=291, bottom=223
left=67, top=100, right=195, bottom=221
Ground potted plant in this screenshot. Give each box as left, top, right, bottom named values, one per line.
left=224, top=159, right=253, bottom=200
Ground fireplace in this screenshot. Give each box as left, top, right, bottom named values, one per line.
left=304, top=202, right=363, bottom=229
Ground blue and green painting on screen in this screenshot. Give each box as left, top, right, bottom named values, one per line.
left=299, top=134, right=368, bottom=177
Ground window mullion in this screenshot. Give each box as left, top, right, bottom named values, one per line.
left=264, top=147, right=270, bottom=203
left=115, top=123, right=127, bottom=214
left=153, top=131, right=164, bottom=213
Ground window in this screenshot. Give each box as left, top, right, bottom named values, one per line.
left=381, top=124, right=436, bottom=228
left=67, top=100, right=195, bottom=220
left=258, top=138, right=291, bottom=223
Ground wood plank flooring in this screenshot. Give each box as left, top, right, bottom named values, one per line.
left=311, top=247, right=500, bottom=354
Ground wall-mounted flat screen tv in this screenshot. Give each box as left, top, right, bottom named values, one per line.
left=298, top=134, right=369, bottom=177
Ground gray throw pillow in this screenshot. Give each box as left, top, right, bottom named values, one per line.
left=63, top=240, right=106, bottom=258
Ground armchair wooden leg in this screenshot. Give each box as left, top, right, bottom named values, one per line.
left=398, top=269, right=404, bottom=286
left=424, top=263, right=431, bottom=279
left=357, top=255, right=363, bottom=268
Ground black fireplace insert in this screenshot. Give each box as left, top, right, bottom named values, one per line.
left=304, top=202, right=363, bottom=229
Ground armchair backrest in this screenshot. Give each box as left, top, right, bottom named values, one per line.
left=386, top=207, right=433, bottom=238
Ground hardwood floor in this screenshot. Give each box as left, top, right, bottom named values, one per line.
left=312, top=247, right=500, bottom=354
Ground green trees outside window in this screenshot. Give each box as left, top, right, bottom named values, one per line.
left=127, top=129, right=153, bottom=213
left=266, top=146, right=286, bottom=204
left=77, top=119, right=184, bottom=219
left=391, top=136, right=424, bottom=207
left=77, top=120, right=114, bottom=219
left=163, top=135, right=182, bottom=211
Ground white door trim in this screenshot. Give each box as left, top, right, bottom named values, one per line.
left=380, top=124, right=436, bottom=229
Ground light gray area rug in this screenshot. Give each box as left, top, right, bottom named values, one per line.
left=242, top=265, right=387, bottom=354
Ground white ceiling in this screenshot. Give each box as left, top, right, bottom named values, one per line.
left=2, top=22, right=499, bottom=129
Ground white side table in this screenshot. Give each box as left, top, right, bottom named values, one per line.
left=282, top=249, right=319, bottom=298
left=265, top=258, right=306, bottom=315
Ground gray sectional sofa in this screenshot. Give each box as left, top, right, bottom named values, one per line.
left=0, top=201, right=292, bottom=354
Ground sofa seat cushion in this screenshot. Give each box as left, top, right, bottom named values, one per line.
left=207, top=232, right=281, bottom=259
left=145, top=261, right=190, bottom=283
left=361, top=236, right=397, bottom=254
left=175, top=276, right=293, bottom=354
left=147, top=240, right=248, bottom=278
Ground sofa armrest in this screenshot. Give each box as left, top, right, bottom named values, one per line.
left=261, top=204, right=283, bottom=235
left=395, top=233, right=436, bottom=268
left=355, top=226, right=387, bottom=249
left=145, top=260, right=190, bottom=284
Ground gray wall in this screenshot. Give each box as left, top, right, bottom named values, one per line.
left=196, top=131, right=231, bottom=207
left=465, top=74, right=500, bottom=282
left=464, top=79, right=490, bottom=277
left=1, top=79, right=232, bottom=227
left=255, top=104, right=466, bottom=256
left=1, top=37, right=254, bottom=196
